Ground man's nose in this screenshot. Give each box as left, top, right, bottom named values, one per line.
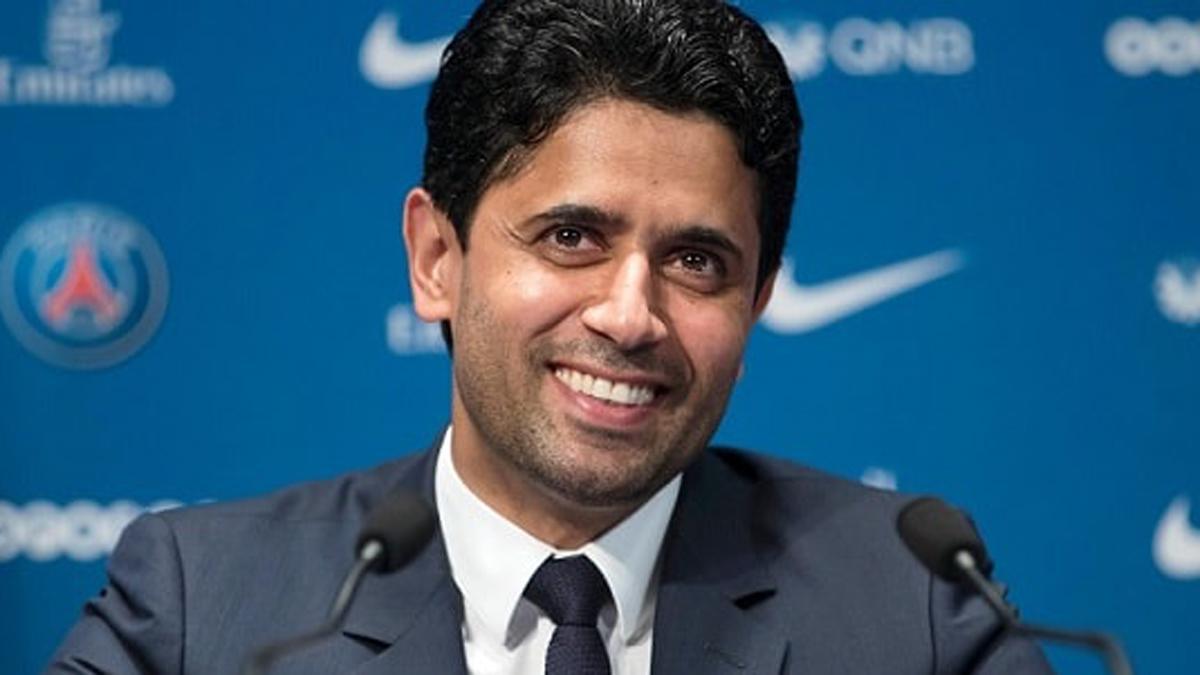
left=580, top=253, right=669, bottom=350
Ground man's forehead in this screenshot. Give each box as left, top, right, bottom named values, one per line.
left=474, top=99, right=759, bottom=228
left=478, top=98, right=751, bottom=197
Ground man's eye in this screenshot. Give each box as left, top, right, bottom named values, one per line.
left=541, top=225, right=603, bottom=252
left=680, top=251, right=713, bottom=272
left=552, top=226, right=585, bottom=248
left=536, top=225, right=605, bottom=265
left=666, top=249, right=728, bottom=292
left=675, top=250, right=723, bottom=276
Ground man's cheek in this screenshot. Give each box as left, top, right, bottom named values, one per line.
left=681, top=336, right=743, bottom=383
left=510, top=271, right=591, bottom=328
left=512, top=273, right=566, bottom=306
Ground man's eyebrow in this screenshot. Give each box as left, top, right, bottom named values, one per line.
left=666, top=224, right=746, bottom=263
left=527, top=203, right=626, bottom=229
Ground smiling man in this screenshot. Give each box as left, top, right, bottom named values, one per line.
left=50, top=1, right=1051, bottom=674
left=408, top=98, right=766, bottom=549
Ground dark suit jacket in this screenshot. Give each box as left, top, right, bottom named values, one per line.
left=49, top=441, right=1052, bottom=674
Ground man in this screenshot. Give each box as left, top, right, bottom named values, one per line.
left=51, top=1, right=1052, bottom=673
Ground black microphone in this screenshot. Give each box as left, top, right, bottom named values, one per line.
left=242, top=491, right=436, bottom=675
left=897, top=497, right=1133, bottom=675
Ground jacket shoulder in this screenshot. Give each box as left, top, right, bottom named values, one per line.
left=705, top=446, right=914, bottom=519
left=46, top=450, right=435, bottom=674
left=693, top=448, right=1052, bottom=674
left=159, top=450, right=429, bottom=529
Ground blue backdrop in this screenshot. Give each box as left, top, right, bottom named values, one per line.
left=2, top=1, right=1198, bottom=673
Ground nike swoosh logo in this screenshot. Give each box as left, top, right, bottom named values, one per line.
left=1153, top=495, right=1200, bottom=580
left=359, top=12, right=451, bottom=89
left=761, top=249, right=965, bottom=333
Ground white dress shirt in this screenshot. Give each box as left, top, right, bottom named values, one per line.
left=435, top=427, right=681, bottom=675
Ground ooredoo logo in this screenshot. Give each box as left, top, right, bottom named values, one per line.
left=0, top=203, right=169, bottom=369
left=1106, top=17, right=1200, bottom=77
left=0, top=499, right=182, bottom=562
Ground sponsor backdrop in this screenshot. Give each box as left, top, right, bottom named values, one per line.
left=1, top=0, right=1197, bottom=672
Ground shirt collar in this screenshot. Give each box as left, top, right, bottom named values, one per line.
left=434, top=426, right=681, bottom=643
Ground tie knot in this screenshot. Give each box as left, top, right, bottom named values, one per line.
left=524, top=555, right=611, bottom=626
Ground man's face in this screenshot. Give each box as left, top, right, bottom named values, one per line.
left=415, top=98, right=772, bottom=514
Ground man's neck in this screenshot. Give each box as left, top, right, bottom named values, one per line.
left=449, top=422, right=641, bottom=550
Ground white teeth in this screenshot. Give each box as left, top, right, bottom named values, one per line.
left=593, top=378, right=612, bottom=399
left=554, top=367, right=656, bottom=406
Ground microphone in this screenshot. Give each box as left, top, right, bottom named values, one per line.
left=242, top=491, right=436, bottom=675
left=897, top=497, right=1133, bottom=675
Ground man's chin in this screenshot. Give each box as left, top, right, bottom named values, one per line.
left=522, top=446, right=677, bottom=511
left=540, top=478, right=661, bottom=512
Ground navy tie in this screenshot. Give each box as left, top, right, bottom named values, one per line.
left=524, top=555, right=613, bottom=675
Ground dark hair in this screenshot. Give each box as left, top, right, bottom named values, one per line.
left=422, top=0, right=802, bottom=347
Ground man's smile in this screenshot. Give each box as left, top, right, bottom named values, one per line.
left=552, top=365, right=661, bottom=406
left=546, top=361, right=677, bottom=431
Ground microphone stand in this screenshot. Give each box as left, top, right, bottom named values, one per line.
left=954, top=551, right=1134, bottom=675
left=242, top=540, right=384, bottom=675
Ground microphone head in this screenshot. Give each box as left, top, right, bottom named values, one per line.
left=897, top=496, right=994, bottom=583
left=356, top=491, right=436, bottom=573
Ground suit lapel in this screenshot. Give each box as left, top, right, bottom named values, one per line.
left=341, top=433, right=469, bottom=675
left=652, top=451, right=790, bottom=675
left=344, top=572, right=465, bottom=675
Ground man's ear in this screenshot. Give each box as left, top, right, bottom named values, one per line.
left=751, top=268, right=777, bottom=321
left=402, top=187, right=461, bottom=323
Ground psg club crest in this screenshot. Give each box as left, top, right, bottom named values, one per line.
left=0, top=203, right=169, bottom=369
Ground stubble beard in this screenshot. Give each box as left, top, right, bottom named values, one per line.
left=452, top=299, right=733, bottom=510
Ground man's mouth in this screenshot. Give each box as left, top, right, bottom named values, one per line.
left=552, top=366, right=658, bottom=406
